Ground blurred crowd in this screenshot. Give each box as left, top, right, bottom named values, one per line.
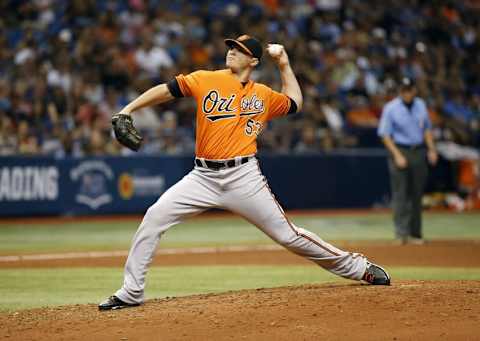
left=1, top=0, right=480, bottom=157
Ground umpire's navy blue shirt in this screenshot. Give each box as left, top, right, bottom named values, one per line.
left=377, top=97, right=432, bottom=145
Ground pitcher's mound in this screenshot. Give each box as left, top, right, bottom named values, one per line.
left=2, top=280, right=479, bottom=340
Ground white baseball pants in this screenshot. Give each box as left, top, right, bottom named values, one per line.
left=116, top=158, right=367, bottom=304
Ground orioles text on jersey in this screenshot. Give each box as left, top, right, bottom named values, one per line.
left=175, top=69, right=291, bottom=159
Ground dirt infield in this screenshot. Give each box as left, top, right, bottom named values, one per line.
left=1, top=240, right=479, bottom=268
left=1, top=281, right=479, bottom=341
left=1, top=241, right=480, bottom=340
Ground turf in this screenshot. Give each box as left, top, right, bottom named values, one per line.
left=0, top=212, right=479, bottom=254
left=1, top=212, right=479, bottom=312
left=1, top=265, right=480, bottom=311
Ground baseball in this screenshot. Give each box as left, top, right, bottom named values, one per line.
left=267, top=44, right=283, bottom=58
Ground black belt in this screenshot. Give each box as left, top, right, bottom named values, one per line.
left=396, top=143, right=426, bottom=150
left=195, top=157, right=251, bottom=170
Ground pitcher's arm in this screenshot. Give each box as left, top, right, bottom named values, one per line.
left=119, top=84, right=175, bottom=115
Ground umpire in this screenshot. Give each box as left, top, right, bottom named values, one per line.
left=378, top=77, right=438, bottom=244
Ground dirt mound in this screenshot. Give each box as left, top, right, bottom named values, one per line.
left=1, top=280, right=479, bottom=341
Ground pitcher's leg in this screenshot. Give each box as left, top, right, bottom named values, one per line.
left=116, top=170, right=220, bottom=304
left=222, top=166, right=366, bottom=280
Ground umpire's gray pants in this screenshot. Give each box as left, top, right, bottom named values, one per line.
left=116, top=158, right=367, bottom=304
left=388, top=147, right=428, bottom=239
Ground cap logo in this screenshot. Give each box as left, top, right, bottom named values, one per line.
left=224, top=35, right=262, bottom=59
left=237, top=35, right=251, bottom=41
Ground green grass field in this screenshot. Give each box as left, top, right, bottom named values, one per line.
left=1, top=211, right=479, bottom=254
left=2, top=266, right=480, bottom=311
left=0, top=211, right=479, bottom=311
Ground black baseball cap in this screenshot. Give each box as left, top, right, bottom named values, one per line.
left=224, top=35, right=263, bottom=59
left=399, top=77, right=415, bottom=90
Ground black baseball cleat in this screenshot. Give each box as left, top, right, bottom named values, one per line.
left=98, top=295, right=140, bottom=311
left=362, top=261, right=391, bottom=285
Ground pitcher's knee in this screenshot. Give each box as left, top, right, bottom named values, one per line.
left=271, top=231, right=298, bottom=248
left=142, top=205, right=159, bottom=225
left=145, top=198, right=173, bottom=220
left=140, top=204, right=167, bottom=231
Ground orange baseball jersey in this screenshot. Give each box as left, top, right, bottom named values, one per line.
left=175, top=69, right=292, bottom=159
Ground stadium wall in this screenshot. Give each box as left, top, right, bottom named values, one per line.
left=0, top=152, right=399, bottom=216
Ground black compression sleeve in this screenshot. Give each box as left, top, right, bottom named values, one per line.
left=287, top=97, right=298, bottom=114
left=167, top=78, right=184, bottom=98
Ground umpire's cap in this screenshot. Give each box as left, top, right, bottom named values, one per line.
left=399, top=77, right=416, bottom=90
left=225, top=35, right=263, bottom=59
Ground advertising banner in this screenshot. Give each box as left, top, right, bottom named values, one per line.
left=0, top=156, right=193, bottom=216
left=0, top=153, right=398, bottom=216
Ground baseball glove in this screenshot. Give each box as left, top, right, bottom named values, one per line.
left=112, top=113, right=143, bottom=151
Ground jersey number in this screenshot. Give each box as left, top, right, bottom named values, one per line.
left=245, top=119, right=262, bottom=136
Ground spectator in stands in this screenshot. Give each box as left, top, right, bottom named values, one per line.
left=0, top=1, right=478, bottom=156
left=294, top=124, right=320, bottom=154
left=135, top=32, right=173, bottom=80
left=443, top=91, right=476, bottom=124
left=346, top=95, right=379, bottom=128
left=17, top=120, right=39, bottom=155
left=85, top=128, right=107, bottom=156
left=0, top=116, right=17, bottom=155
left=41, top=123, right=65, bottom=158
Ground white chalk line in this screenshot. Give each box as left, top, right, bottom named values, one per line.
left=0, top=245, right=283, bottom=262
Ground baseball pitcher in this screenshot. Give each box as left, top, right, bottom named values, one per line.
left=100, top=35, right=390, bottom=310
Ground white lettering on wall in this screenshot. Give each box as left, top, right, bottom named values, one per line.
left=0, top=167, right=59, bottom=201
